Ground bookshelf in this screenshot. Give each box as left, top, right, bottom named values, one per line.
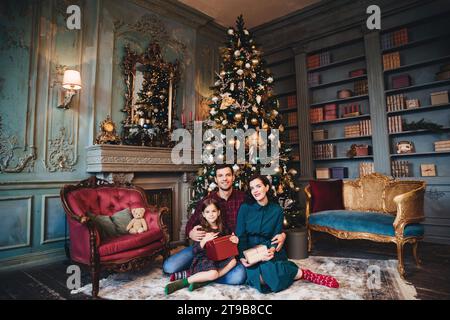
left=382, top=13, right=450, bottom=179
left=306, top=38, right=374, bottom=179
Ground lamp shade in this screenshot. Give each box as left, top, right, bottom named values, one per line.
left=62, top=70, right=82, bottom=90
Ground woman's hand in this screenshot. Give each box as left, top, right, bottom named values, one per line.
left=240, top=257, right=252, bottom=267
left=271, top=232, right=286, bottom=252
left=261, top=248, right=275, bottom=262
left=200, top=232, right=219, bottom=248
left=229, top=233, right=239, bottom=244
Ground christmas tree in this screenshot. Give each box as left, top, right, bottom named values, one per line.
left=189, top=15, right=303, bottom=227
left=122, top=43, right=179, bottom=146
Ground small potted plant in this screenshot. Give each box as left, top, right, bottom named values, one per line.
left=280, top=198, right=308, bottom=260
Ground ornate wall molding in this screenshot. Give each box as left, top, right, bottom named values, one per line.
left=45, top=127, right=77, bottom=172
left=0, top=116, right=36, bottom=173
left=113, top=13, right=187, bottom=60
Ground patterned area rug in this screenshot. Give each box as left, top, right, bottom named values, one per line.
left=71, top=256, right=417, bottom=300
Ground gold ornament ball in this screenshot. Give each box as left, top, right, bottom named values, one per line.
left=262, top=122, right=269, bottom=130
left=279, top=125, right=285, bottom=132
left=252, top=59, right=259, bottom=65
left=250, top=118, right=259, bottom=125
left=234, top=113, right=243, bottom=121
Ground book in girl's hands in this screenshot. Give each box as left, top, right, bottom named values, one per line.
left=243, top=244, right=268, bottom=264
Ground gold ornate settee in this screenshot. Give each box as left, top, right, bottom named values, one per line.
left=304, top=173, right=426, bottom=277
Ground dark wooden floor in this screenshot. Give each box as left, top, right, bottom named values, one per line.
left=1, top=234, right=449, bottom=300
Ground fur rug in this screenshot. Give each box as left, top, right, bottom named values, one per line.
left=71, top=256, right=417, bottom=300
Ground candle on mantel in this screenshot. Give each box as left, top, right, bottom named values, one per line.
left=181, top=112, right=185, bottom=126
left=189, top=111, right=192, bottom=123
left=168, top=74, right=173, bottom=130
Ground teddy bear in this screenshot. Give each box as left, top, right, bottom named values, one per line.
left=127, top=207, right=148, bottom=234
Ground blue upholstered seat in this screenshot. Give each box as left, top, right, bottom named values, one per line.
left=309, top=210, right=424, bottom=237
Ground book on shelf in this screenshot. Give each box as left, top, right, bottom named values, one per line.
left=316, top=168, right=330, bottom=179
left=312, top=129, right=327, bottom=141
left=359, top=119, right=372, bottom=135
left=309, top=107, right=323, bottom=123
left=386, top=94, right=406, bottom=112
left=382, top=52, right=401, bottom=70
left=324, top=104, right=338, bottom=120
left=287, top=112, right=298, bottom=126
left=307, top=54, right=320, bottom=69
left=308, top=72, right=321, bottom=86
left=434, top=140, right=450, bottom=152
left=287, top=95, right=297, bottom=108
left=288, top=129, right=299, bottom=144
left=354, top=79, right=368, bottom=96
left=313, top=144, right=335, bottom=159
left=388, top=115, right=403, bottom=133
left=381, top=28, right=408, bottom=50
left=342, top=103, right=360, bottom=117
left=344, top=124, right=361, bottom=137
left=359, top=162, right=375, bottom=177
left=319, top=51, right=331, bottom=66
left=391, top=160, right=411, bottom=177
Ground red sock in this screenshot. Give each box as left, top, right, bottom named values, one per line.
left=301, top=269, right=339, bottom=288
left=170, top=270, right=191, bottom=282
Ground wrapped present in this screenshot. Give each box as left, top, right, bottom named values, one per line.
left=312, top=129, right=327, bottom=141
left=205, top=235, right=238, bottom=261
left=243, top=244, right=268, bottom=265
left=355, top=144, right=370, bottom=156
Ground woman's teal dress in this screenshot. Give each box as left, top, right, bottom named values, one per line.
left=235, top=201, right=299, bottom=293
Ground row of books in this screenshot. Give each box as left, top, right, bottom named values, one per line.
left=354, top=79, right=369, bottom=96
left=288, top=129, right=299, bottom=143
left=360, top=119, right=372, bottom=136
left=381, top=28, right=409, bottom=50
left=307, top=51, right=331, bottom=69
left=359, top=162, right=375, bottom=177
left=287, top=95, right=297, bottom=108
left=342, top=103, right=361, bottom=117
left=285, top=112, right=298, bottom=126
left=386, top=94, right=406, bottom=112
left=391, top=160, right=411, bottom=177
left=388, top=115, right=403, bottom=133
left=344, top=124, right=361, bottom=137
left=382, top=51, right=401, bottom=71
left=313, top=144, right=335, bottom=159
left=434, top=140, right=450, bottom=152
left=308, top=72, right=321, bottom=87
left=310, top=108, right=324, bottom=123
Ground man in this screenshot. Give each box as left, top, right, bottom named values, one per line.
left=163, top=164, right=286, bottom=285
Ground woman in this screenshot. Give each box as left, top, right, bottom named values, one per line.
left=235, top=174, right=339, bottom=293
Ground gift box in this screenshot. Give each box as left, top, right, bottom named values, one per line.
left=330, top=167, right=348, bottom=179
left=316, top=168, right=330, bottom=179
left=243, top=244, right=268, bottom=265
left=355, top=144, right=370, bottom=156
left=337, top=89, right=353, bottom=99
left=406, top=99, right=420, bottom=109
left=205, top=235, right=238, bottom=261
left=430, top=91, right=449, bottom=106
left=392, top=74, right=411, bottom=89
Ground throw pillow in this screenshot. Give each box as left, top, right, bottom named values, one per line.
left=86, top=212, right=119, bottom=240
left=309, top=179, right=344, bottom=213
left=111, top=208, right=133, bottom=235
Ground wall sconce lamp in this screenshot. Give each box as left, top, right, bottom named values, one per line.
left=57, top=70, right=82, bottom=109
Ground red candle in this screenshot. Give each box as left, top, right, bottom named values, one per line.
left=190, top=111, right=193, bottom=123
left=181, top=113, right=185, bottom=125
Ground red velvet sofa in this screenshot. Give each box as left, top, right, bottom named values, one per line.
left=60, top=177, right=170, bottom=298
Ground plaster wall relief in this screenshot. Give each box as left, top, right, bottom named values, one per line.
left=43, top=0, right=84, bottom=173
left=0, top=1, right=37, bottom=174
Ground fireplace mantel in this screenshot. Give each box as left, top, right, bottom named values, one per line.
left=86, top=144, right=199, bottom=173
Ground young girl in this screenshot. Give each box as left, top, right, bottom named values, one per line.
left=165, top=198, right=239, bottom=294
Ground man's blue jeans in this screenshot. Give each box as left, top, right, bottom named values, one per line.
left=162, top=246, right=247, bottom=285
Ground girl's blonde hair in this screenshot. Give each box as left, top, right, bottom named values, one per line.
left=200, top=198, right=225, bottom=233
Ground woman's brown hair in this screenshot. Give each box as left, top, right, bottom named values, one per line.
left=200, top=198, right=225, bottom=233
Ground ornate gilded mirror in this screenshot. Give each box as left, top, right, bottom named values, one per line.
left=121, top=43, right=180, bottom=146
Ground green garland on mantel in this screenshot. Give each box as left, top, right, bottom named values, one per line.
left=402, top=118, right=444, bottom=133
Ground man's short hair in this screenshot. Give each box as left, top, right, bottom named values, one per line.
left=215, top=164, right=234, bottom=176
